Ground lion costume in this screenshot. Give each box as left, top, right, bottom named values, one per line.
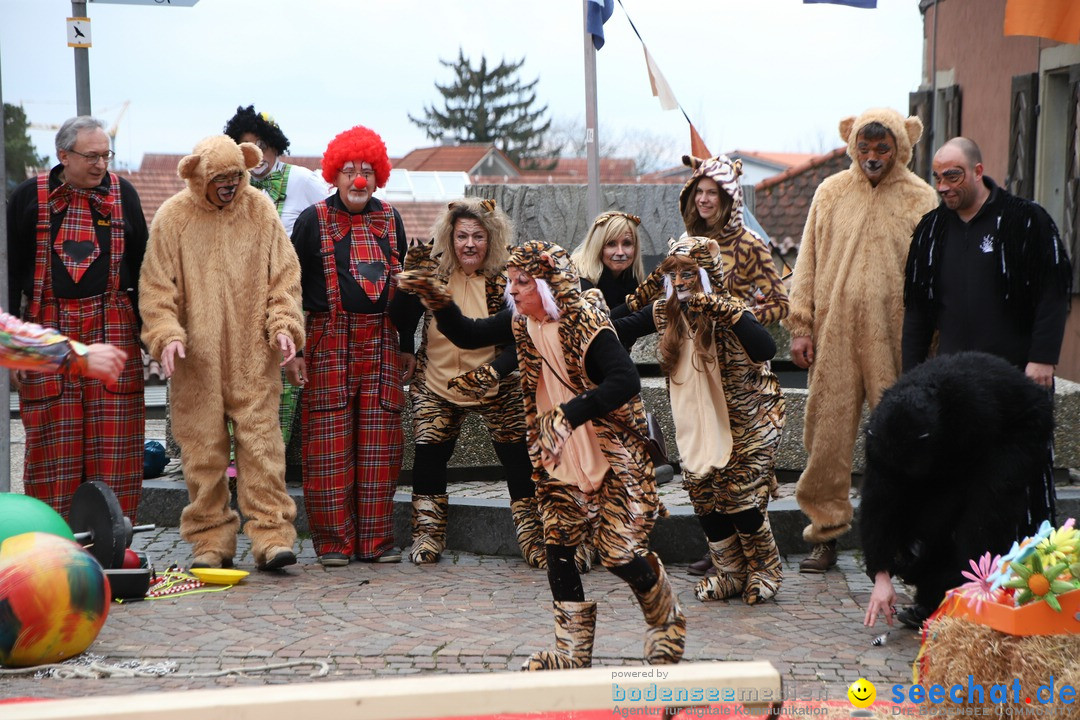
left=140, top=135, right=305, bottom=570
left=784, top=108, right=939, bottom=548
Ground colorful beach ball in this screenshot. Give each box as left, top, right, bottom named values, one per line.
left=0, top=532, right=110, bottom=667
left=0, top=493, right=75, bottom=548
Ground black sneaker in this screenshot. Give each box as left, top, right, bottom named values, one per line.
left=896, top=604, right=931, bottom=629
left=318, top=552, right=350, bottom=567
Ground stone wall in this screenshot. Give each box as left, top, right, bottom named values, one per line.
left=470, top=183, right=684, bottom=269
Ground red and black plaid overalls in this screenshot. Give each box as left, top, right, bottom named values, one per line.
left=301, top=201, right=405, bottom=559
left=20, top=173, right=145, bottom=520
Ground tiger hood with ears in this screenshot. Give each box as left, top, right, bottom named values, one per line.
left=678, top=154, right=748, bottom=239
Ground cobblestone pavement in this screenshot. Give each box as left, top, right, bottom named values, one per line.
left=0, top=524, right=921, bottom=703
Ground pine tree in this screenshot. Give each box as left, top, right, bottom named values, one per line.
left=4, top=104, right=47, bottom=193
left=408, top=49, right=556, bottom=170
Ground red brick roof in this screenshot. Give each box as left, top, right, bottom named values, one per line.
left=392, top=201, right=448, bottom=243
left=516, top=156, right=637, bottom=183
left=122, top=153, right=323, bottom=223
left=395, top=144, right=512, bottom=174
left=753, top=147, right=850, bottom=253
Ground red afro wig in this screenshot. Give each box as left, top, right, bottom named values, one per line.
left=321, top=125, right=392, bottom=187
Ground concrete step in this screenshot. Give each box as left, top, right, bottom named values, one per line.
left=134, top=477, right=1080, bottom=564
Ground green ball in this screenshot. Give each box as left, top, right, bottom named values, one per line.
left=0, top=494, right=75, bottom=549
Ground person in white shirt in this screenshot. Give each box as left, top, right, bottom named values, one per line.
left=223, top=105, right=329, bottom=451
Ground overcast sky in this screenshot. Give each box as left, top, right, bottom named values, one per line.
left=1, top=0, right=926, bottom=170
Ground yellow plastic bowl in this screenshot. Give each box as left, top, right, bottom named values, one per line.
left=189, top=568, right=250, bottom=586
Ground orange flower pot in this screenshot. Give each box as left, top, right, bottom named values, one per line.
left=941, top=588, right=1080, bottom=636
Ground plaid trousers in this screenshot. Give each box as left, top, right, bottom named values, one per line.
left=21, top=294, right=145, bottom=520
left=302, top=310, right=404, bottom=559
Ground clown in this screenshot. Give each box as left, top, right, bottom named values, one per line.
left=7, top=115, right=148, bottom=521
left=388, top=198, right=543, bottom=567
left=398, top=241, right=684, bottom=669
left=140, top=135, right=304, bottom=571
left=288, top=125, right=410, bottom=566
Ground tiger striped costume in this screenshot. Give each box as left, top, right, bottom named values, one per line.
left=636, top=237, right=785, bottom=605
left=505, top=241, right=684, bottom=670
left=396, top=236, right=542, bottom=567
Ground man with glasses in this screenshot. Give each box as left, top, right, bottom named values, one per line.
left=6, top=115, right=148, bottom=520
left=895, top=138, right=1072, bottom=624
left=139, top=134, right=305, bottom=571
left=904, top=137, right=1071, bottom=388
left=287, top=125, right=411, bottom=566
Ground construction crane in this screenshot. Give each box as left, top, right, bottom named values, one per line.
left=28, top=100, right=130, bottom=154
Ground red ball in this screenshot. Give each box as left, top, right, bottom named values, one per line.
left=121, top=548, right=140, bottom=569
left=352, top=176, right=367, bottom=190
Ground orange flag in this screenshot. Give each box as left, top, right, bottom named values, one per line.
left=1004, top=0, right=1080, bottom=43
left=690, top=124, right=711, bottom=159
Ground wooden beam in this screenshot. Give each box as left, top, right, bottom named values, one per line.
left=2, top=661, right=781, bottom=720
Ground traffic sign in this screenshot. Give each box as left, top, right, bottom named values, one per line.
left=67, top=17, right=91, bottom=48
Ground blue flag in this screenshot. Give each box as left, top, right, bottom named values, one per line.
left=803, top=0, right=877, bottom=7
left=586, top=0, right=615, bottom=50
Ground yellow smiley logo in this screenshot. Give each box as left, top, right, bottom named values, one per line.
left=847, top=678, right=876, bottom=708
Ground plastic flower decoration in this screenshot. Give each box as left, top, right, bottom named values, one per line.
left=957, top=552, right=1004, bottom=613
left=1002, top=552, right=1075, bottom=612
left=988, top=520, right=1054, bottom=592
left=1036, top=519, right=1078, bottom=566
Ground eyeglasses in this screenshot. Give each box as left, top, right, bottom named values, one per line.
left=210, top=170, right=244, bottom=185
left=68, top=149, right=115, bottom=165
left=340, top=166, right=376, bottom=180
left=932, top=167, right=966, bottom=186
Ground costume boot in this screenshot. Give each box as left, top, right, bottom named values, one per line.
left=409, top=494, right=448, bottom=564
left=510, top=498, right=547, bottom=569
left=694, top=535, right=746, bottom=601
left=740, top=515, right=783, bottom=605
left=522, top=600, right=597, bottom=671
left=632, top=552, right=686, bottom=665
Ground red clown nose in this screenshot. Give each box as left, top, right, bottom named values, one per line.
left=352, top=176, right=368, bottom=190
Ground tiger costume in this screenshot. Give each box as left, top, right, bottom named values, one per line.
left=678, top=154, right=789, bottom=326
left=396, top=240, right=685, bottom=670
left=389, top=199, right=543, bottom=567
left=624, top=237, right=785, bottom=605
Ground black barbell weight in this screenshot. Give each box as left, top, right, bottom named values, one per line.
left=69, top=481, right=155, bottom=569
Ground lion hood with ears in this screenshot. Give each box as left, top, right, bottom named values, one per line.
left=139, top=134, right=304, bottom=382
left=176, top=134, right=261, bottom=213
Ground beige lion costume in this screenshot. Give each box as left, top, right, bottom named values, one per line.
left=784, top=108, right=938, bottom=554
left=140, top=135, right=305, bottom=570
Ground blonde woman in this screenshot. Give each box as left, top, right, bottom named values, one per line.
left=389, top=198, right=544, bottom=568
left=570, top=211, right=646, bottom=320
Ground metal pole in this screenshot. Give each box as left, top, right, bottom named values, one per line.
left=927, top=0, right=939, bottom=182
left=0, top=47, right=11, bottom=493
left=72, top=0, right=92, bottom=116
left=583, top=0, right=601, bottom=222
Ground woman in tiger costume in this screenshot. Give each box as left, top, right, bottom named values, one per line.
left=397, top=241, right=684, bottom=670
left=388, top=198, right=543, bottom=567
left=622, top=237, right=786, bottom=605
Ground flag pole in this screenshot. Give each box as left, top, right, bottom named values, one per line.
left=583, top=0, right=601, bottom=221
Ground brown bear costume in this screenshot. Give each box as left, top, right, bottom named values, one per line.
left=785, top=108, right=939, bottom=552
left=140, top=135, right=305, bottom=570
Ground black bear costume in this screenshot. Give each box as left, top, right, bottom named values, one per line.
left=860, top=351, right=1055, bottom=620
